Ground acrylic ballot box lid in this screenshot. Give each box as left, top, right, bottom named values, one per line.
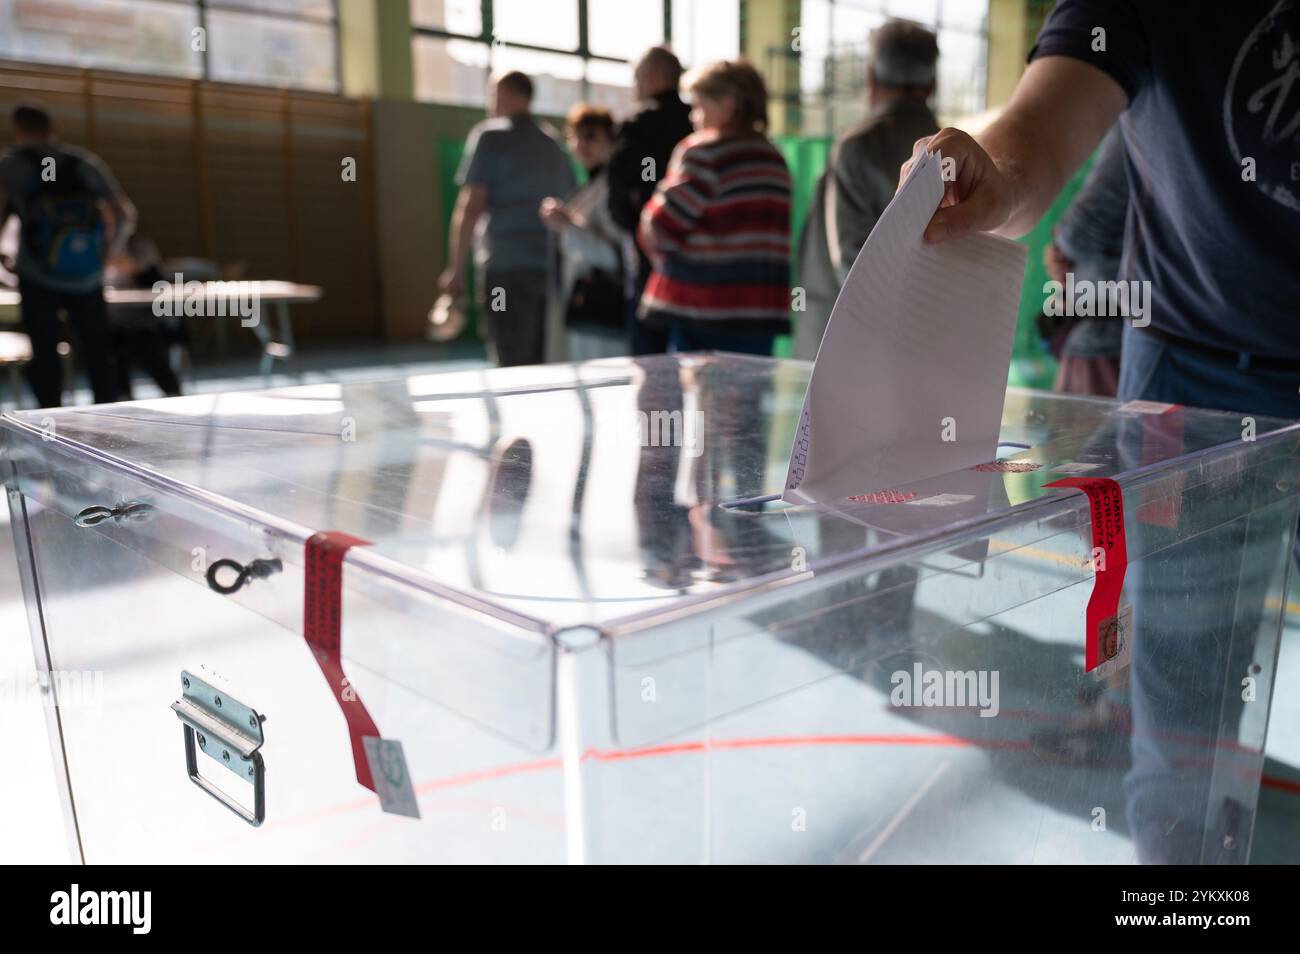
left=3, top=354, right=1297, bottom=638
left=5, top=354, right=1300, bottom=865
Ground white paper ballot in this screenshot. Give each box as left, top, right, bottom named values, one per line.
left=784, top=150, right=1027, bottom=505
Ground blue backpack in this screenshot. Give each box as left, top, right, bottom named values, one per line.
left=21, top=149, right=106, bottom=281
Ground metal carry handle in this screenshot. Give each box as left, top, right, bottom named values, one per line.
left=176, top=723, right=265, bottom=826
left=171, top=670, right=266, bottom=826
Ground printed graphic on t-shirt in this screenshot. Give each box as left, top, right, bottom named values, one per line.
left=1224, top=0, right=1300, bottom=212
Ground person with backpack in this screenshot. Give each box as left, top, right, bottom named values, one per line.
left=0, top=103, right=135, bottom=407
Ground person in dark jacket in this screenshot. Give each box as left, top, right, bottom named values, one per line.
left=105, top=234, right=182, bottom=399
left=795, top=19, right=940, bottom=360
left=606, top=46, right=694, bottom=356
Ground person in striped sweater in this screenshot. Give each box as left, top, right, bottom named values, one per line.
left=637, top=60, right=792, bottom=356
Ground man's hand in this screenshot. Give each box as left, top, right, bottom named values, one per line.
left=439, top=267, right=465, bottom=300
left=900, top=128, right=1021, bottom=244
left=896, top=57, right=1127, bottom=244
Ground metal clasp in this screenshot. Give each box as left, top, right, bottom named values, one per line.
left=74, top=501, right=156, bottom=527
left=205, top=556, right=283, bottom=594
left=170, top=670, right=266, bottom=826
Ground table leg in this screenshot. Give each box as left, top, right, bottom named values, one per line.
left=7, top=362, right=23, bottom=410
left=253, top=303, right=296, bottom=385
left=276, top=302, right=297, bottom=380
left=277, top=303, right=295, bottom=354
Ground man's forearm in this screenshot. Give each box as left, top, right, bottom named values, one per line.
left=975, top=57, right=1126, bottom=238
left=974, top=111, right=1054, bottom=238
left=448, top=200, right=478, bottom=275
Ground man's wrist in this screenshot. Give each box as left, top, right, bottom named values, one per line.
left=978, top=112, right=1034, bottom=234
left=993, top=155, right=1027, bottom=233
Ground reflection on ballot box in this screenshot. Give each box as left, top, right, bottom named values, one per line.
left=2, top=354, right=1296, bottom=863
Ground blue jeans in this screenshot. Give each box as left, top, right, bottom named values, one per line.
left=1118, top=323, right=1300, bottom=420
left=1117, top=324, right=1300, bottom=862
left=626, top=296, right=669, bottom=356
left=668, top=322, right=775, bottom=357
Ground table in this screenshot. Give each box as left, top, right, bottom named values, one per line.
left=0, top=280, right=322, bottom=393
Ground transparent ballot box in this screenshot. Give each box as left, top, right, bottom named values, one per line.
left=4, top=354, right=1298, bottom=864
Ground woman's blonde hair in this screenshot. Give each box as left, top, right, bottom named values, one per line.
left=686, top=59, right=769, bottom=133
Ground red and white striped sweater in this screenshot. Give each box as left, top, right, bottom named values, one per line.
left=637, top=130, right=792, bottom=330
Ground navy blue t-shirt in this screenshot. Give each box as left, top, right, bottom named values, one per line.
left=1031, top=0, right=1300, bottom=358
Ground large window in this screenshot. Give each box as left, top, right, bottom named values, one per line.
left=671, top=0, right=741, bottom=70
left=412, top=0, right=741, bottom=117
left=798, top=0, right=988, bottom=135
left=0, top=0, right=339, bottom=91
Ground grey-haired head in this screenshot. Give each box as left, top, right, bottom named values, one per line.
left=869, top=18, right=939, bottom=96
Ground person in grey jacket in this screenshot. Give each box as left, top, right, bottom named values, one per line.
left=1045, top=125, right=1129, bottom=396
left=795, top=19, right=940, bottom=360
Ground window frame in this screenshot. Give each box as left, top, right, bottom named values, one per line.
left=0, top=0, right=343, bottom=91
left=796, top=0, right=990, bottom=134
left=412, top=0, right=673, bottom=105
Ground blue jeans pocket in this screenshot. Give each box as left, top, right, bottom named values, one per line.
left=1117, top=323, right=1168, bottom=403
